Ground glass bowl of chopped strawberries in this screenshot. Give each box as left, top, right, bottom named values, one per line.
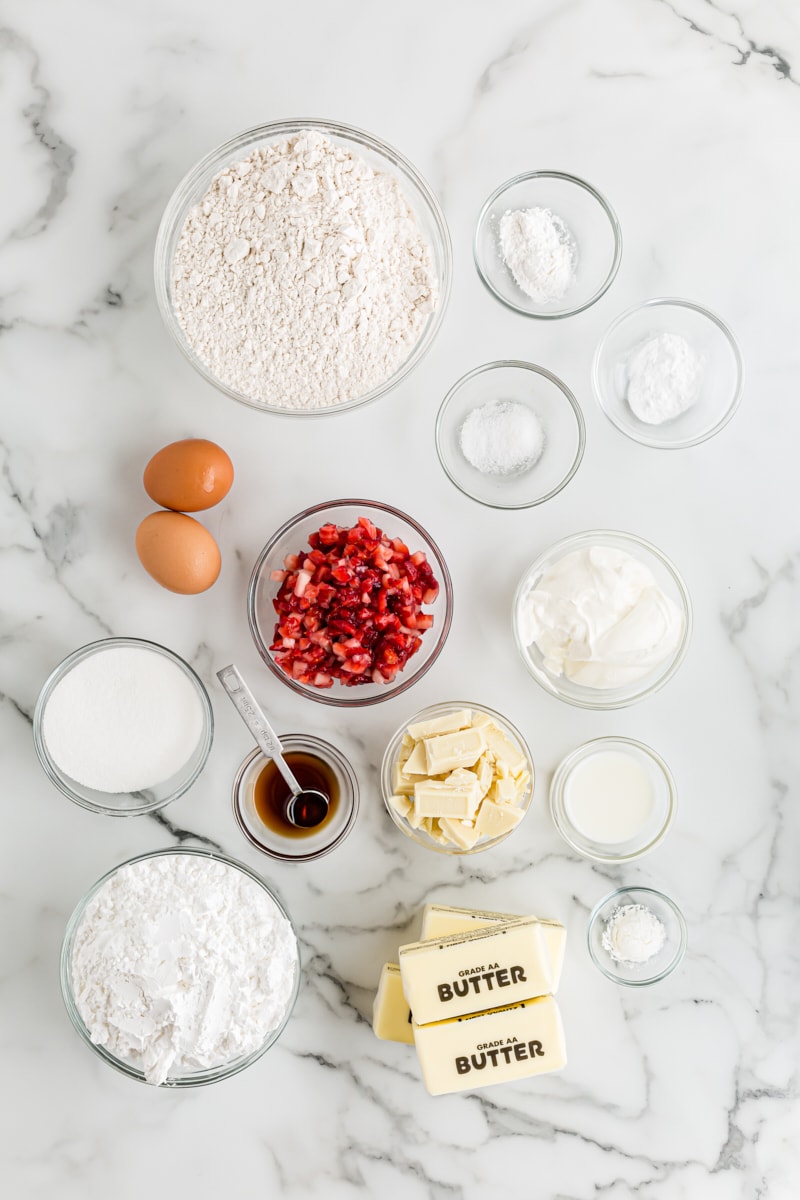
left=248, top=500, right=453, bottom=706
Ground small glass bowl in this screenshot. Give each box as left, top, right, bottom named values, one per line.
left=33, top=637, right=213, bottom=816
left=154, top=118, right=452, bottom=416
left=592, top=298, right=744, bottom=448
left=513, top=529, right=692, bottom=710
left=550, top=736, right=677, bottom=863
left=587, top=885, right=687, bottom=986
left=474, top=170, right=621, bottom=318
left=248, top=499, right=453, bottom=707
left=435, top=361, right=585, bottom=509
left=232, top=736, right=359, bottom=862
left=380, top=701, right=534, bottom=855
left=60, top=847, right=300, bottom=1085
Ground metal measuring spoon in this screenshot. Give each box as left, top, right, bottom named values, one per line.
left=216, top=664, right=329, bottom=829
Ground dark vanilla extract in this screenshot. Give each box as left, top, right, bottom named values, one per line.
left=253, top=752, right=339, bottom=838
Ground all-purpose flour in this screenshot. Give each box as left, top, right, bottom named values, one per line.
left=498, top=207, right=577, bottom=303
left=71, top=854, right=298, bottom=1085
left=172, top=130, right=438, bottom=409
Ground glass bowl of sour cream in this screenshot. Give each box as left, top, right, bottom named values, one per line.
left=550, top=736, right=677, bottom=863
left=512, top=530, right=692, bottom=710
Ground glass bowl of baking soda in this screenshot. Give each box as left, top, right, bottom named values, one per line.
left=474, top=171, right=622, bottom=318
left=587, top=886, right=687, bottom=986
left=593, top=298, right=744, bottom=449
left=435, top=361, right=585, bottom=509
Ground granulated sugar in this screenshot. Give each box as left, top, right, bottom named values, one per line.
left=172, top=130, right=438, bottom=410
left=71, top=853, right=298, bottom=1085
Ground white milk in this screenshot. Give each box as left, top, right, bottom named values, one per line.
left=564, top=750, right=654, bottom=844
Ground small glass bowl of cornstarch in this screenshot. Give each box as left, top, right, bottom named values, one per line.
left=587, top=886, right=687, bottom=986
left=33, top=637, right=213, bottom=816
left=155, top=119, right=452, bottom=415
left=474, top=170, right=621, bottom=318
left=435, top=361, right=585, bottom=509
left=593, top=298, right=744, bottom=448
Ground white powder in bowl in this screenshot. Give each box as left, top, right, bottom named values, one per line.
left=172, top=130, right=438, bottom=410
left=498, top=207, right=577, bottom=303
left=41, top=644, right=205, bottom=793
left=601, top=903, right=666, bottom=965
left=70, top=854, right=298, bottom=1085
left=625, top=332, right=704, bottom=425
left=459, top=399, right=544, bottom=475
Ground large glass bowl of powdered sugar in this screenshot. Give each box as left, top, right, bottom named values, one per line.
left=33, top=637, right=213, bottom=816
left=61, top=848, right=300, bottom=1086
left=155, top=119, right=452, bottom=415
left=513, top=530, right=692, bottom=710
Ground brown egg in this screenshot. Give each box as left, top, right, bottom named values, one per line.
left=136, top=511, right=221, bottom=594
left=143, top=439, right=234, bottom=512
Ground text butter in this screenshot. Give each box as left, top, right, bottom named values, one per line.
left=420, top=904, right=567, bottom=992
left=399, top=917, right=553, bottom=1025
left=412, top=995, right=567, bottom=1095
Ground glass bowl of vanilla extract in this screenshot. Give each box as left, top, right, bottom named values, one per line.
left=232, top=734, right=359, bottom=862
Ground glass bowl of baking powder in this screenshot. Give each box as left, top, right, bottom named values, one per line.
left=155, top=119, right=452, bottom=415
left=61, top=848, right=300, bottom=1086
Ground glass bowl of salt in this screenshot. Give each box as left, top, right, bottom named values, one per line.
left=592, top=298, right=744, bottom=449
left=435, top=360, right=585, bottom=509
left=587, top=885, right=687, bottom=987
left=474, top=170, right=622, bottom=318
left=33, top=637, right=213, bottom=816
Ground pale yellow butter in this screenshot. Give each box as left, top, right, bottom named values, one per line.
left=420, top=905, right=566, bottom=992
left=373, top=963, right=414, bottom=1045
left=412, top=995, right=567, bottom=1095
left=399, top=917, right=553, bottom=1025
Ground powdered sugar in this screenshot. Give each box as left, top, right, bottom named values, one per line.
left=70, top=853, right=298, bottom=1084
left=625, top=332, right=704, bottom=424
left=601, top=903, right=665, bottom=965
left=498, top=207, right=577, bottom=302
left=172, top=130, right=438, bottom=410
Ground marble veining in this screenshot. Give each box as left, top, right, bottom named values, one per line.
left=1, top=0, right=799, bottom=1197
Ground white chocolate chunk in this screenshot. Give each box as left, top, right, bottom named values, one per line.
left=407, top=710, right=472, bottom=740
left=402, top=740, right=428, bottom=776
left=412, top=995, right=567, bottom=1095
left=424, top=726, right=486, bottom=775
left=414, top=773, right=481, bottom=819
left=474, top=754, right=495, bottom=798
left=438, top=817, right=482, bottom=850
left=399, top=918, right=553, bottom=1025
left=392, top=763, right=423, bottom=796
left=373, top=964, right=414, bottom=1044
left=479, top=722, right=528, bottom=776
left=474, top=800, right=524, bottom=840
left=387, top=793, right=413, bottom=821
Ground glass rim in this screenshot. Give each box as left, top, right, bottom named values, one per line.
left=154, top=117, right=453, bottom=417
left=512, top=528, right=693, bottom=710
left=247, top=497, right=454, bottom=708
left=434, top=359, right=586, bottom=509
left=592, top=296, right=745, bottom=449
left=549, top=735, right=677, bottom=863
left=32, top=636, right=214, bottom=816
left=60, top=846, right=300, bottom=1086
left=473, top=169, right=622, bottom=320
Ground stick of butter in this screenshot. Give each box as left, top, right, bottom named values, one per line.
left=421, top=904, right=566, bottom=991
left=373, top=963, right=414, bottom=1045
left=412, top=995, right=566, bottom=1095
left=399, top=917, right=553, bottom=1025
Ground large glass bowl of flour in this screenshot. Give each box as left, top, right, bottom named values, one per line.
left=60, top=848, right=301, bottom=1087
left=155, top=119, right=452, bottom=415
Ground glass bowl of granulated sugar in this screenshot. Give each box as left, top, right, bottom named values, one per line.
left=474, top=170, right=621, bottom=319
left=33, top=637, right=213, bottom=816
left=592, top=297, right=744, bottom=449
left=155, top=119, right=452, bottom=415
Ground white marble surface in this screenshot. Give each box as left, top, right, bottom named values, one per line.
left=2, top=0, right=798, bottom=1196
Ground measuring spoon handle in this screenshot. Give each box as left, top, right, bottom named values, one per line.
left=216, top=664, right=300, bottom=797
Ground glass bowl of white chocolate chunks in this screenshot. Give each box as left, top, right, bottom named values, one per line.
left=380, top=701, right=534, bottom=853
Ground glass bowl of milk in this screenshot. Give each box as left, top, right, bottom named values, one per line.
left=549, top=736, right=676, bottom=863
